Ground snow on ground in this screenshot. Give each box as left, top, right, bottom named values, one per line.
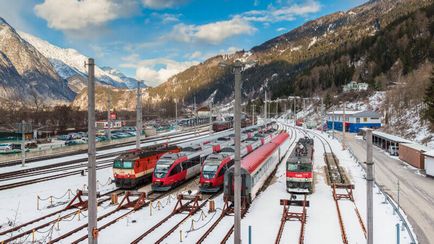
left=0, top=122, right=418, bottom=243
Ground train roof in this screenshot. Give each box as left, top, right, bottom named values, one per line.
left=241, top=132, right=289, bottom=173
left=287, top=156, right=312, bottom=164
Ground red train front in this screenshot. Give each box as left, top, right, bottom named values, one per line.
left=286, top=137, right=314, bottom=193
left=152, top=141, right=228, bottom=191
left=199, top=131, right=276, bottom=193
left=113, top=144, right=181, bottom=188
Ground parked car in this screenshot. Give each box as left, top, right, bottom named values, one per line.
left=57, top=135, right=70, bottom=141
left=25, top=141, right=38, bottom=149
left=65, top=138, right=87, bottom=146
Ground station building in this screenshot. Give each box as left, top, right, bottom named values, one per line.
left=326, top=110, right=381, bottom=133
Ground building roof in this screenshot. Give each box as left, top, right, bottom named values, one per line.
left=353, top=110, right=381, bottom=118
left=326, top=110, right=380, bottom=118
left=424, top=150, right=434, bottom=157
left=372, top=131, right=412, bottom=143
left=401, top=143, right=431, bottom=152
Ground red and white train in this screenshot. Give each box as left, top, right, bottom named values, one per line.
left=286, top=137, right=314, bottom=193
left=223, top=131, right=291, bottom=204
left=112, top=144, right=181, bottom=188
left=152, top=125, right=268, bottom=191
left=199, top=131, right=275, bottom=193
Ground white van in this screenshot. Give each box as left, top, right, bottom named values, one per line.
left=389, top=145, right=399, bottom=156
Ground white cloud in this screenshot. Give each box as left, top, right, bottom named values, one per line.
left=168, top=16, right=256, bottom=44
left=276, top=27, right=286, bottom=32
left=122, top=57, right=198, bottom=87
left=151, top=13, right=181, bottom=24
left=142, top=0, right=189, bottom=9
left=34, top=0, right=138, bottom=31
left=239, top=0, right=321, bottom=23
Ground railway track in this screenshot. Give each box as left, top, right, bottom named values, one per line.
left=0, top=125, right=210, bottom=168
left=0, top=189, right=122, bottom=243
left=274, top=194, right=308, bottom=244
left=290, top=126, right=366, bottom=244
left=64, top=176, right=202, bottom=244
left=0, top=130, right=213, bottom=191
left=0, top=129, right=209, bottom=180
left=197, top=125, right=298, bottom=244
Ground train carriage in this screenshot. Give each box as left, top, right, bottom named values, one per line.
left=223, top=132, right=291, bottom=204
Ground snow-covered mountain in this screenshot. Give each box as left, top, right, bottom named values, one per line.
left=101, top=66, right=143, bottom=89
left=19, top=32, right=138, bottom=91
left=0, top=17, right=74, bottom=104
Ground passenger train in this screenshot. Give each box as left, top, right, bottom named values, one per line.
left=286, top=137, right=314, bottom=193
left=152, top=125, right=270, bottom=191
left=112, top=143, right=181, bottom=188
left=223, top=131, right=291, bottom=204
left=199, top=130, right=276, bottom=193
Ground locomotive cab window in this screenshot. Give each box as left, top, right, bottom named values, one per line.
left=170, top=164, right=182, bottom=176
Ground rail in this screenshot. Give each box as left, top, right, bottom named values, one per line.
left=347, top=148, right=417, bottom=244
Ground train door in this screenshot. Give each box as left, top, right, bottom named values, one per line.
left=185, top=156, right=201, bottom=179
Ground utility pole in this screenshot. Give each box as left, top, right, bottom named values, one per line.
left=321, top=98, right=324, bottom=132
left=233, top=60, right=243, bottom=244
left=366, top=129, right=374, bottom=244
left=106, top=93, right=111, bottom=142
left=175, top=99, right=178, bottom=131
left=87, top=58, right=97, bottom=244
left=209, top=102, right=213, bottom=131
left=264, top=92, right=267, bottom=124
left=21, top=120, right=26, bottom=167
left=293, top=97, right=296, bottom=121
left=194, top=95, right=197, bottom=130
left=136, top=81, right=142, bottom=149
left=332, top=109, right=335, bottom=139
left=342, top=102, right=346, bottom=150
left=276, top=100, right=279, bottom=118
left=252, top=104, right=255, bottom=126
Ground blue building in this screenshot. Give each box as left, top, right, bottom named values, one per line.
left=326, top=110, right=381, bottom=133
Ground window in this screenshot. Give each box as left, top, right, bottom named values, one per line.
left=363, top=117, right=368, bottom=122
left=170, top=164, right=182, bottom=176
left=356, top=118, right=360, bottom=123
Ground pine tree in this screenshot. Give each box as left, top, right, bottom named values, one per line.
left=423, top=69, right=434, bottom=129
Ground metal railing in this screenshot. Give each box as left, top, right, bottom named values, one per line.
left=347, top=148, right=417, bottom=244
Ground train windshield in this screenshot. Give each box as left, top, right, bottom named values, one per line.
left=287, top=163, right=312, bottom=172
left=202, top=164, right=219, bottom=179
left=154, top=160, right=172, bottom=178
left=113, top=160, right=134, bottom=169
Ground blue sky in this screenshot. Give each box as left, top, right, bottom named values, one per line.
left=0, top=0, right=367, bottom=86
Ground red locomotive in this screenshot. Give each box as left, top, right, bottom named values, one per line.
left=286, top=137, right=314, bottom=193
left=113, top=144, right=181, bottom=188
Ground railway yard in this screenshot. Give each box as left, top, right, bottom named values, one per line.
left=0, top=121, right=418, bottom=243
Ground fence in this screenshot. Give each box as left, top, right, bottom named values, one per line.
left=347, top=147, right=417, bottom=244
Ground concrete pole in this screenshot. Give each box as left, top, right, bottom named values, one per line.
left=321, top=98, right=324, bottom=132
left=366, top=129, right=374, bottom=244
left=332, top=109, right=335, bottom=139
left=343, top=102, right=346, bottom=149
left=136, top=81, right=142, bottom=149
left=276, top=100, right=278, bottom=118
left=293, top=98, right=296, bottom=120
left=175, top=100, right=178, bottom=131
left=87, top=58, right=97, bottom=244
left=233, top=61, right=242, bottom=244
left=209, top=102, right=212, bottom=131
left=264, top=92, right=267, bottom=124
left=106, top=93, right=111, bottom=142
left=252, top=104, right=255, bottom=126
left=21, top=120, right=25, bottom=167
left=194, top=95, right=197, bottom=130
